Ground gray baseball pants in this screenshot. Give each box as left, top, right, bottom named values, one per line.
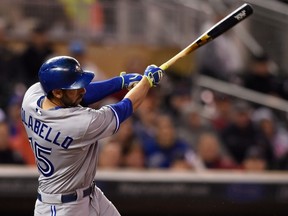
left=34, top=186, right=120, bottom=216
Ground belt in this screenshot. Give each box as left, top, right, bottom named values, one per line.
left=38, top=185, right=94, bottom=204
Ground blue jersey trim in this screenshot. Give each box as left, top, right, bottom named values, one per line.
left=107, top=98, right=133, bottom=132
left=36, top=95, right=69, bottom=110
left=37, top=95, right=45, bottom=108
left=107, top=105, right=120, bottom=133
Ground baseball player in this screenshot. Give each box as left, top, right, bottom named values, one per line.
left=21, top=56, right=163, bottom=216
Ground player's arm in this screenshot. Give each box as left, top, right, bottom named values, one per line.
left=108, top=65, right=163, bottom=124
left=81, top=73, right=142, bottom=106
left=124, top=65, right=163, bottom=111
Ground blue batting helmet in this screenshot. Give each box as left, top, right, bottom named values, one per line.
left=38, top=56, right=95, bottom=94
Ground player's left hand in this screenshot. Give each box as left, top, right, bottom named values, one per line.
left=144, top=64, right=164, bottom=87
left=120, top=72, right=143, bottom=90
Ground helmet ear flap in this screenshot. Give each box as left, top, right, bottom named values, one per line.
left=38, top=56, right=94, bottom=94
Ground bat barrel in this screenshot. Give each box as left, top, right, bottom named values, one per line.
left=159, top=3, right=254, bottom=71
left=208, top=3, right=254, bottom=39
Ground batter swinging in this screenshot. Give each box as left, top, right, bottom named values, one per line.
left=21, top=56, right=163, bottom=216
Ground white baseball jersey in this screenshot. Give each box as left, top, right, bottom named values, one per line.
left=21, top=83, right=119, bottom=194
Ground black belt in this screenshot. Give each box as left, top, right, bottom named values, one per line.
left=38, top=186, right=93, bottom=203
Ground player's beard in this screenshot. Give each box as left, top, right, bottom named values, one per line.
left=61, top=92, right=84, bottom=107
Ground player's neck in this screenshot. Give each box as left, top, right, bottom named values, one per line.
left=42, top=97, right=63, bottom=110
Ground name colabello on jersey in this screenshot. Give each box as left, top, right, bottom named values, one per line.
left=21, top=107, right=73, bottom=149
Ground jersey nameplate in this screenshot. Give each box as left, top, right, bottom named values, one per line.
left=21, top=107, right=73, bottom=149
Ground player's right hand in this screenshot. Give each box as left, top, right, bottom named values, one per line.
left=144, top=65, right=164, bottom=87
left=120, top=72, right=143, bottom=90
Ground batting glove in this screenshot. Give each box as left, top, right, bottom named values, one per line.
left=120, top=72, right=143, bottom=90
left=144, top=65, right=164, bottom=87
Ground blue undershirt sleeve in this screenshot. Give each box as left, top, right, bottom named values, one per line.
left=81, top=77, right=123, bottom=106
left=107, top=98, right=133, bottom=129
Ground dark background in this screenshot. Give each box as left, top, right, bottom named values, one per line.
left=1, top=174, right=288, bottom=216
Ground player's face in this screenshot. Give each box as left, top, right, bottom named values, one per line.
left=61, top=88, right=86, bottom=107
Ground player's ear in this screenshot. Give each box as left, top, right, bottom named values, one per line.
left=51, top=89, right=63, bottom=99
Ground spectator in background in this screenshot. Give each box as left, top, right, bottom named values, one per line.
left=7, top=92, right=35, bottom=165
left=99, top=119, right=146, bottom=169
left=124, top=55, right=146, bottom=75
left=252, top=108, right=287, bottom=169
left=0, top=109, right=24, bottom=164
left=161, top=75, right=192, bottom=125
left=242, top=146, right=267, bottom=171
left=19, top=24, right=54, bottom=87
left=197, top=14, right=244, bottom=81
left=242, top=54, right=280, bottom=97
left=122, top=141, right=145, bottom=169
left=112, top=118, right=135, bottom=145
left=276, top=152, right=288, bottom=170
left=177, top=104, right=211, bottom=150
left=164, top=85, right=192, bottom=126
left=210, top=93, right=233, bottom=132
left=0, top=18, right=22, bottom=110
left=112, top=118, right=140, bottom=155
left=141, top=114, right=191, bottom=169
left=68, top=40, right=112, bottom=109
left=220, top=101, right=270, bottom=166
left=195, top=132, right=238, bottom=170
left=134, top=90, right=160, bottom=145
left=68, top=40, right=106, bottom=81
left=98, top=139, right=122, bottom=169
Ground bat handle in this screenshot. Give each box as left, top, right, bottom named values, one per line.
left=159, top=52, right=184, bottom=71
left=160, top=63, right=169, bottom=71
left=159, top=38, right=201, bottom=71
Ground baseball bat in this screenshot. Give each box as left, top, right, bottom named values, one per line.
left=159, top=3, right=254, bottom=71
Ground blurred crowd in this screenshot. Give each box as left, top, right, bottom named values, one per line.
left=1, top=11, right=288, bottom=173
left=96, top=77, right=288, bottom=172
